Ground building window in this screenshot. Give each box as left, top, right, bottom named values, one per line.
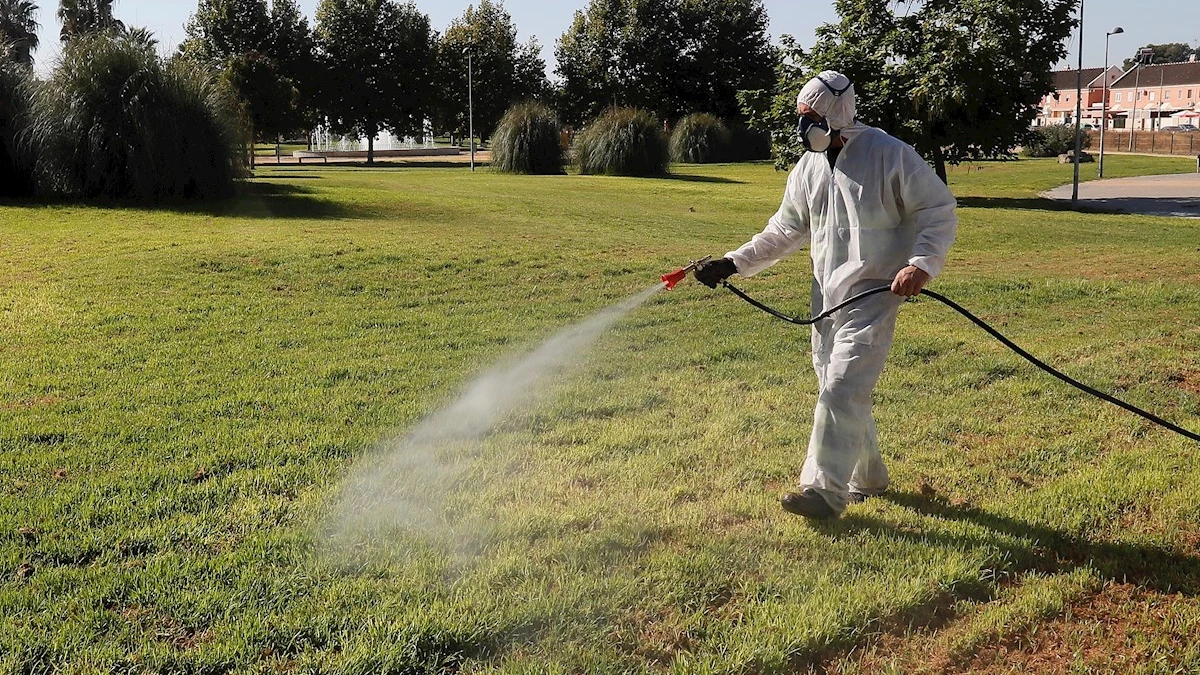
left=1149, top=92, right=1155, bottom=101
left=1116, top=92, right=1122, bottom=102
left=1190, top=89, right=1194, bottom=98
left=1165, top=90, right=1171, bottom=100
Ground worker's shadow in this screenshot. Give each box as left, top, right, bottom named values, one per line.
left=820, top=490, right=1200, bottom=595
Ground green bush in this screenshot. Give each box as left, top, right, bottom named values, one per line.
left=491, top=102, right=564, bottom=175
left=574, top=107, right=668, bottom=177
left=669, top=113, right=731, bottom=163
left=30, top=34, right=241, bottom=200
left=1022, top=124, right=1092, bottom=158
left=0, top=61, right=36, bottom=197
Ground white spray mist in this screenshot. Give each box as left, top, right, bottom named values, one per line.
left=324, top=283, right=666, bottom=553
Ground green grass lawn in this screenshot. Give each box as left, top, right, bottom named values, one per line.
left=3, top=156, right=1200, bottom=673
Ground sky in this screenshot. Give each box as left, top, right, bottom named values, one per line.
left=26, top=0, right=1200, bottom=76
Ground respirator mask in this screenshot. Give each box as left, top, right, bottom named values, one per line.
left=798, top=116, right=837, bottom=153
left=797, top=74, right=853, bottom=153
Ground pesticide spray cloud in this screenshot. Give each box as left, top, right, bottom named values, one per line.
left=325, top=283, right=665, bottom=551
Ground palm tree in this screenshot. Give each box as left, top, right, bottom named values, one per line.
left=57, top=0, right=122, bottom=41
left=0, top=0, right=40, bottom=67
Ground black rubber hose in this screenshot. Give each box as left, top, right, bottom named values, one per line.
left=721, top=281, right=1200, bottom=443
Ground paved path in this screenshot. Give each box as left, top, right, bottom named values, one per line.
left=1041, top=173, right=1200, bottom=218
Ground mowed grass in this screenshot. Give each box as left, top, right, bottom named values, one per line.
left=2, top=155, right=1200, bottom=673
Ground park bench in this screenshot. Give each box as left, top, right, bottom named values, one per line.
left=293, top=151, right=329, bottom=164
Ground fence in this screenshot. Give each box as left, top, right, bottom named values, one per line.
left=1086, top=130, right=1200, bottom=157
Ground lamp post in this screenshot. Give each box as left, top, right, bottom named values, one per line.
left=1070, top=0, right=1084, bottom=206
left=1128, top=48, right=1152, bottom=150
left=465, top=49, right=475, bottom=172
left=1099, top=26, right=1123, bottom=178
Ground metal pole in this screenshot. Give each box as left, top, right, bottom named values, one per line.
left=1156, top=67, right=1165, bottom=131
left=468, top=53, right=475, bottom=172
left=1099, top=32, right=1111, bottom=177
left=1129, top=63, right=1142, bottom=150
left=1071, top=0, right=1084, bottom=206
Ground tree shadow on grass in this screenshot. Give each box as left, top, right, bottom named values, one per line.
left=661, top=173, right=746, bottom=184
left=955, top=195, right=1191, bottom=217
left=172, top=181, right=371, bottom=220
left=955, top=196, right=1118, bottom=212
left=0, top=181, right=370, bottom=220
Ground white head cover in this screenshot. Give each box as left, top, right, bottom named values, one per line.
left=797, top=70, right=856, bottom=130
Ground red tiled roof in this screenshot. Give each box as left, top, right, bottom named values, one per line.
left=1052, top=68, right=1104, bottom=90
left=1110, top=61, right=1200, bottom=89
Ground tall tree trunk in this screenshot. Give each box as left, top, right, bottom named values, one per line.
left=932, top=144, right=947, bottom=184
left=367, top=121, right=375, bottom=164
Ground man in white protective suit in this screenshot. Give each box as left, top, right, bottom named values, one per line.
left=693, top=70, right=957, bottom=519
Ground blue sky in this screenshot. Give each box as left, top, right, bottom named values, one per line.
left=27, top=0, right=1200, bottom=76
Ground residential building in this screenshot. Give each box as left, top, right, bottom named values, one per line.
left=1036, top=66, right=1122, bottom=126
left=1106, top=58, right=1200, bottom=130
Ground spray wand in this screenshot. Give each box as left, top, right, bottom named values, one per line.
left=660, top=256, right=711, bottom=290
left=659, top=260, right=1200, bottom=443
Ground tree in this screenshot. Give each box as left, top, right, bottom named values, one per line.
left=180, top=0, right=314, bottom=151
left=433, top=0, right=548, bottom=144
left=223, top=50, right=298, bottom=164
left=677, top=0, right=776, bottom=122
left=180, top=0, right=271, bottom=62
left=740, top=0, right=1077, bottom=182
left=57, top=0, right=122, bottom=41
left=0, top=0, right=39, bottom=67
left=268, top=0, right=319, bottom=135
left=555, top=0, right=684, bottom=126
left=315, top=0, right=435, bottom=163
left=554, top=0, right=776, bottom=127
left=1122, top=42, right=1197, bottom=70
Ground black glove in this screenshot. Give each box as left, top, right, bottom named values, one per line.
left=694, top=257, right=738, bottom=289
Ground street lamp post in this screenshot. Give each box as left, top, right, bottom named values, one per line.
left=1070, top=0, right=1084, bottom=206
left=1127, top=49, right=1153, bottom=151
left=1099, top=26, right=1123, bottom=178
left=466, top=51, right=475, bottom=172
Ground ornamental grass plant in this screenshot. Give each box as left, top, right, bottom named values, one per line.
left=29, top=33, right=241, bottom=200
left=574, top=107, right=668, bottom=177
left=669, top=113, right=731, bottom=163
left=491, top=102, right=564, bottom=175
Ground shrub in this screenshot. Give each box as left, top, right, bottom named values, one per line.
left=491, top=102, right=564, bottom=175
left=30, top=34, right=241, bottom=200
left=1022, top=124, right=1092, bottom=158
left=669, top=113, right=732, bottom=163
left=0, top=60, right=36, bottom=197
left=574, top=107, right=668, bottom=177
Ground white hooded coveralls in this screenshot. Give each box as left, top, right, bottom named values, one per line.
left=725, top=74, right=957, bottom=514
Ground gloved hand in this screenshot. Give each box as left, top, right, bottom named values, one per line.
left=694, top=257, right=738, bottom=289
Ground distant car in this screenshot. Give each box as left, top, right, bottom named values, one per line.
left=1179, top=124, right=1199, bottom=132
left=1159, top=125, right=1182, bottom=132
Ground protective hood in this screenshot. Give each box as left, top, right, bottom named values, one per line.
left=797, top=70, right=857, bottom=131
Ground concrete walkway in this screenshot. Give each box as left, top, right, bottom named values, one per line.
left=1041, top=173, right=1200, bottom=218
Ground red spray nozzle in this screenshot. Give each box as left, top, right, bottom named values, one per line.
left=661, top=255, right=712, bottom=290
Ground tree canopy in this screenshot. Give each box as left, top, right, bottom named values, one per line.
left=0, top=0, right=39, bottom=67
left=57, top=0, right=122, bottom=41
left=741, top=0, right=1077, bottom=181
left=434, top=0, right=548, bottom=143
left=555, top=0, right=776, bottom=126
left=315, top=0, right=435, bottom=163
left=180, top=0, right=315, bottom=144
left=180, top=0, right=271, bottom=61
left=1122, top=42, right=1198, bottom=70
